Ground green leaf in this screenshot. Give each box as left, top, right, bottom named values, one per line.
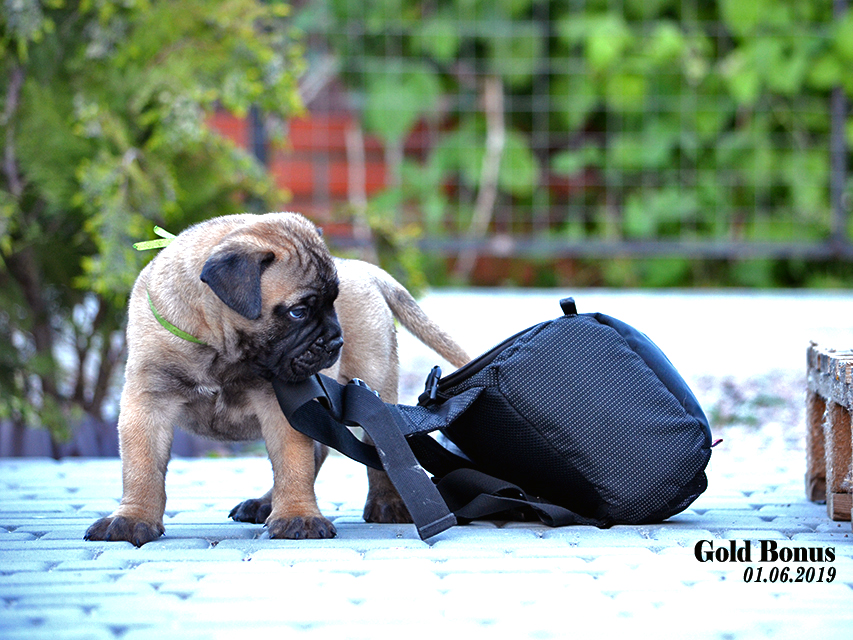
left=486, top=22, right=543, bottom=88
left=412, top=12, right=461, bottom=62
left=625, top=0, right=673, bottom=20
left=585, top=14, right=633, bottom=72
left=551, top=73, right=598, bottom=131
left=551, top=146, right=602, bottom=175
left=623, top=188, right=699, bottom=239
left=607, top=120, right=677, bottom=173
left=807, top=53, right=842, bottom=90
left=834, top=10, right=853, bottom=62
left=646, top=22, right=685, bottom=64
left=432, top=118, right=484, bottom=189
left=498, top=130, right=539, bottom=197
left=720, top=0, right=773, bottom=38
left=604, top=72, right=647, bottom=112
left=363, top=65, right=441, bottom=143
left=722, top=50, right=761, bottom=105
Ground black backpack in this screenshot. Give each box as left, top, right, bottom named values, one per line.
left=273, top=298, right=713, bottom=539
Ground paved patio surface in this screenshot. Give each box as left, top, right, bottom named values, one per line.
left=1, top=289, right=852, bottom=639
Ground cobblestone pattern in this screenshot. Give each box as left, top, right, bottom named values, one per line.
left=1, top=442, right=851, bottom=640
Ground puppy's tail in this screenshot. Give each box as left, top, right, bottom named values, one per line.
left=372, top=270, right=470, bottom=369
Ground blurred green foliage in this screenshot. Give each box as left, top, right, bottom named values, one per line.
left=299, top=0, right=850, bottom=287
left=0, top=0, right=304, bottom=440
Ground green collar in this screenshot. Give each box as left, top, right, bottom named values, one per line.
left=136, top=226, right=208, bottom=346
left=133, top=226, right=176, bottom=251
left=146, top=289, right=208, bottom=346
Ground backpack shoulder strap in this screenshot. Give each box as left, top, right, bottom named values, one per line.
left=272, top=374, right=459, bottom=539
left=272, top=375, right=383, bottom=469
left=436, top=468, right=604, bottom=527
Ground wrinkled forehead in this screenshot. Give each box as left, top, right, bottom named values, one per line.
left=252, top=222, right=339, bottom=305
left=281, top=244, right=339, bottom=304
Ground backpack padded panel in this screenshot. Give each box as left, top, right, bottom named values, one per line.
left=441, top=313, right=712, bottom=525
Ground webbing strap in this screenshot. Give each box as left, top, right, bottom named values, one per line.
left=272, top=375, right=457, bottom=539
left=345, top=384, right=457, bottom=539
left=271, top=374, right=600, bottom=537
left=272, top=376, right=382, bottom=469
left=435, top=468, right=602, bottom=527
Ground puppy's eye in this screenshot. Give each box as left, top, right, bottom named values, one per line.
left=288, top=307, right=308, bottom=321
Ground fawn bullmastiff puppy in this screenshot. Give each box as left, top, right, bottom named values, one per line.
left=84, top=212, right=469, bottom=546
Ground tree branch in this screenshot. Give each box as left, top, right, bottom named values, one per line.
left=2, top=65, right=26, bottom=200
left=345, top=119, right=379, bottom=264
left=4, top=247, right=58, bottom=398
left=453, top=74, right=506, bottom=281
left=89, top=328, right=125, bottom=419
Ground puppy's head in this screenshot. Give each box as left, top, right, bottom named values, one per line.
left=200, top=213, right=343, bottom=382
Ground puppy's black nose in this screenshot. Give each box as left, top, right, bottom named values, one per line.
left=323, top=336, right=344, bottom=354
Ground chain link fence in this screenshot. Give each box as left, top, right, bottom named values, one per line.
left=245, top=1, right=852, bottom=285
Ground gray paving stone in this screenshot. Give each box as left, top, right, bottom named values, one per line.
left=0, top=562, right=52, bottom=574
left=0, top=627, right=116, bottom=640
left=0, top=570, right=121, bottom=586
left=643, top=526, right=718, bottom=544
left=31, top=526, right=94, bottom=541
left=363, top=545, right=507, bottom=561
left=0, top=532, right=36, bottom=541
left=247, top=547, right=363, bottom=563
left=756, top=503, right=828, bottom=518
left=432, top=556, right=590, bottom=575
left=686, top=510, right=771, bottom=529
left=719, top=529, right=790, bottom=540
left=94, top=546, right=247, bottom=564
left=814, top=520, right=853, bottom=533
left=430, top=526, right=541, bottom=547
left=790, top=531, right=853, bottom=543
left=87, top=593, right=187, bottom=626
left=0, top=501, right=76, bottom=514
left=0, top=539, right=119, bottom=551
left=0, top=518, right=97, bottom=534
left=0, top=548, right=95, bottom=564
left=331, top=520, right=422, bottom=539
left=53, top=558, right=133, bottom=571
left=163, top=509, right=236, bottom=524
left=136, top=537, right=213, bottom=550
left=0, top=606, right=90, bottom=628
left=159, top=522, right=260, bottom=541
left=1, top=579, right=156, bottom=604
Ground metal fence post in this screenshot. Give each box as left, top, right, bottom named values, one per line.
left=832, top=0, right=849, bottom=251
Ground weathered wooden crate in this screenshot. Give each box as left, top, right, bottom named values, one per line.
left=806, top=343, right=853, bottom=527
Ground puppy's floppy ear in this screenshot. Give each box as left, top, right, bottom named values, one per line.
left=200, top=249, right=275, bottom=320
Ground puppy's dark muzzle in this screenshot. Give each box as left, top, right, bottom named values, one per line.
left=322, top=336, right=344, bottom=355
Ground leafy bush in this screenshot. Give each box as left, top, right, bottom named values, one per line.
left=0, top=0, right=304, bottom=441
left=300, top=0, right=847, bottom=285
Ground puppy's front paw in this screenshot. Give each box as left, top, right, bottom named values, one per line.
left=84, top=516, right=164, bottom=547
left=267, top=515, right=337, bottom=540
left=229, top=498, right=272, bottom=524
left=363, top=493, right=413, bottom=524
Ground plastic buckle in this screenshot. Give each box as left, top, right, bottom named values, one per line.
left=350, top=378, right=380, bottom=398
left=417, top=366, right=442, bottom=406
